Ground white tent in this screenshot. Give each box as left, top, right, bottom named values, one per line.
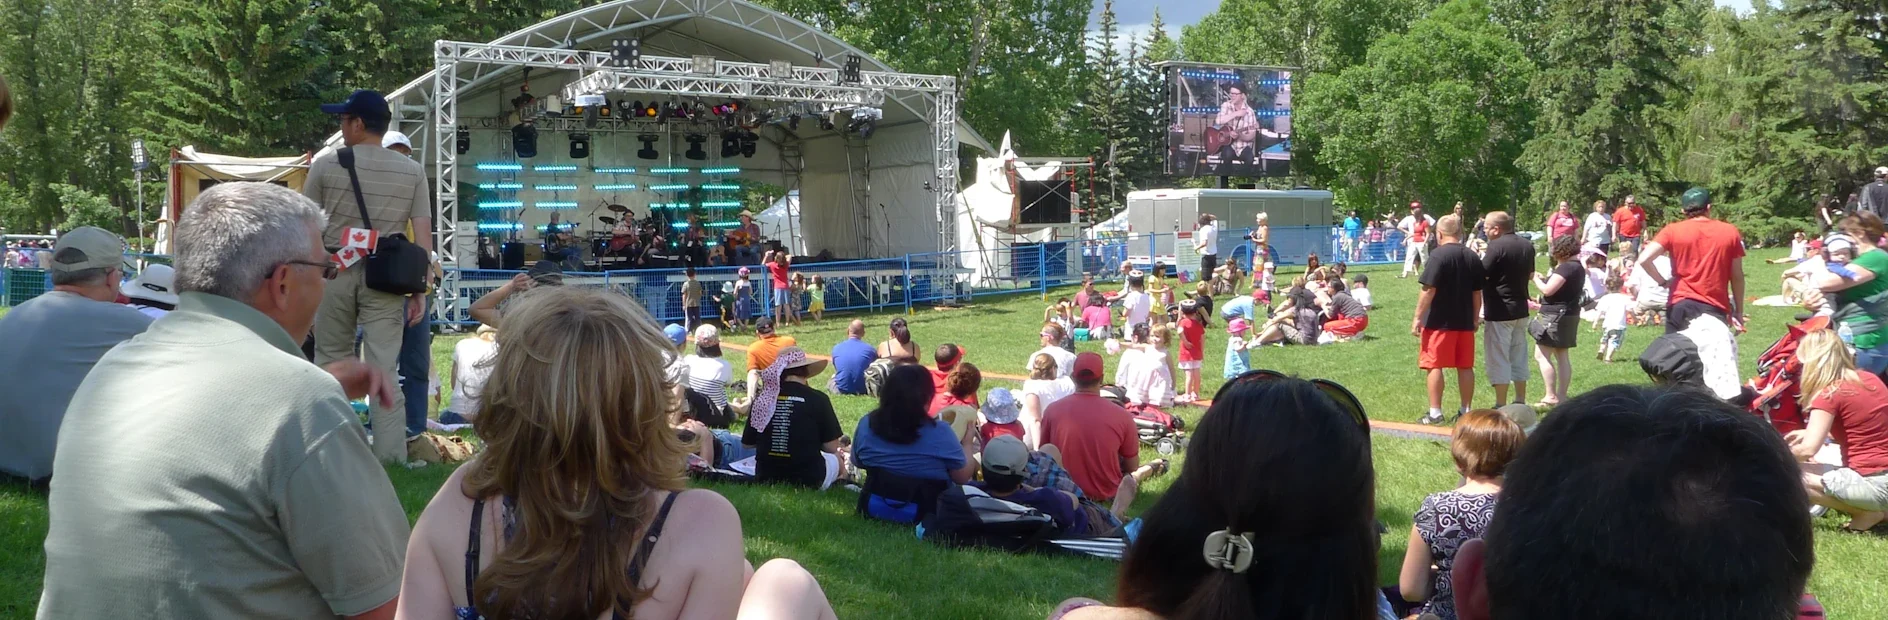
left=953, top=131, right=1082, bottom=285
left=755, top=190, right=803, bottom=255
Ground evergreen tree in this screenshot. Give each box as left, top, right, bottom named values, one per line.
left=1083, top=0, right=1133, bottom=219
left=1122, top=10, right=1177, bottom=193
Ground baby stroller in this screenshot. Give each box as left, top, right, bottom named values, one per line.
left=1100, top=385, right=1187, bottom=456
left=1746, top=315, right=1829, bottom=435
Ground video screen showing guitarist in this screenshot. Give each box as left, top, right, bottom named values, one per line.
left=1166, top=65, right=1293, bottom=178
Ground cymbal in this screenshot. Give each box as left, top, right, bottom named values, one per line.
left=608, top=204, right=630, bottom=213
left=598, top=216, right=618, bottom=225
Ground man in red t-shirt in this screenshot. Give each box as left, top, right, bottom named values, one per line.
left=1547, top=201, right=1579, bottom=242
left=1613, top=194, right=1648, bottom=255
left=1791, top=370, right=1888, bottom=530
left=1040, top=352, right=1140, bottom=501
left=1636, top=187, right=1746, bottom=334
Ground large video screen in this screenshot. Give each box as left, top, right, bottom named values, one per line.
left=1165, top=65, right=1293, bottom=178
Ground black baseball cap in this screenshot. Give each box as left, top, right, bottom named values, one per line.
left=321, top=89, right=391, bottom=121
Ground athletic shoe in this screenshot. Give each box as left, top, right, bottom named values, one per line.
left=1418, top=410, right=1447, bottom=425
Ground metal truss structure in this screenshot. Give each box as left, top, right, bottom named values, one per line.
left=411, top=0, right=970, bottom=322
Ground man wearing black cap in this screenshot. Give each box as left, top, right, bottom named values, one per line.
left=304, top=89, right=434, bottom=463
left=1636, top=187, right=1746, bottom=334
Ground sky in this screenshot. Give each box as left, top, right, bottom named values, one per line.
left=1092, top=0, right=1757, bottom=42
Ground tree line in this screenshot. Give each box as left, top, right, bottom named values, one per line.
left=1, top=0, right=1883, bottom=243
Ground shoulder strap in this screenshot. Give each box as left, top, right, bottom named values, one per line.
left=337, top=147, right=376, bottom=231
left=465, top=498, right=486, bottom=608
left=628, top=492, right=682, bottom=580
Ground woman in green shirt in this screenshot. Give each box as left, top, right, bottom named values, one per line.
left=1816, top=214, right=1888, bottom=374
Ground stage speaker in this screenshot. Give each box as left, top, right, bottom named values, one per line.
left=1017, top=179, right=1074, bottom=225
left=501, top=242, right=526, bottom=270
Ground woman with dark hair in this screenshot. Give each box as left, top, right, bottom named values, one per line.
left=1052, top=373, right=1382, bottom=620
left=852, top=364, right=977, bottom=483
left=1812, top=213, right=1888, bottom=374
left=1531, top=234, right=1586, bottom=408
left=877, top=317, right=918, bottom=359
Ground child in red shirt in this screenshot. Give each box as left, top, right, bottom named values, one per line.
left=1177, top=299, right=1206, bottom=403
left=979, top=387, right=1026, bottom=444
left=765, top=250, right=791, bottom=325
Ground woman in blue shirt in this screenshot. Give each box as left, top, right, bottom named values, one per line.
left=852, top=365, right=976, bottom=482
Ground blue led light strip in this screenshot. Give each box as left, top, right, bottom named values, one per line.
left=477, top=223, right=523, bottom=231
left=478, top=201, right=524, bottom=210
left=593, top=167, right=637, bottom=174
left=1180, top=107, right=1292, bottom=116
left=699, top=184, right=741, bottom=191
left=478, top=182, right=524, bottom=190
left=648, top=184, right=692, bottom=191
left=535, top=202, right=579, bottom=210
left=700, top=167, right=740, bottom=175
left=533, top=164, right=579, bottom=172
left=594, top=184, right=638, bottom=191
left=700, top=201, right=742, bottom=208
left=648, top=167, right=690, bottom=174
left=704, top=221, right=740, bottom=228
left=476, top=163, right=523, bottom=171
left=534, top=184, right=578, bottom=191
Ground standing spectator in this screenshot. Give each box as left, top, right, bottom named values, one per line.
left=765, top=250, right=792, bottom=326
left=0, top=227, right=152, bottom=483
left=829, top=319, right=879, bottom=395
left=1594, top=275, right=1634, bottom=363
left=440, top=324, right=497, bottom=426
left=1119, top=271, right=1153, bottom=330
left=1223, top=318, right=1254, bottom=379
left=745, top=317, right=796, bottom=372
left=1193, top=214, right=1219, bottom=280
left=681, top=266, right=703, bottom=331
left=121, top=263, right=180, bottom=319
left=1636, top=187, right=1747, bottom=334
left=1019, top=353, right=1075, bottom=449
left=1861, top=166, right=1888, bottom=221
left=1531, top=235, right=1586, bottom=408
left=1448, top=386, right=1813, bottom=620
left=1812, top=214, right=1888, bottom=374
left=1481, top=212, right=1535, bottom=407
left=1041, top=353, right=1141, bottom=501
left=1343, top=210, right=1364, bottom=261
left=303, top=89, right=433, bottom=463
left=40, top=183, right=406, bottom=618
left=806, top=274, right=826, bottom=322
left=1546, top=201, right=1579, bottom=243
left=1613, top=194, right=1648, bottom=255
left=742, top=348, right=847, bottom=489
left=1031, top=322, right=1078, bottom=378
left=1785, top=330, right=1888, bottom=531
left=1399, top=202, right=1435, bottom=279
left=732, top=267, right=755, bottom=332
left=1176, top=299, right=1206, bottom=402
left=1583, top=199, right=1614, bottom=254
left=1245, top=212, right=1275, bottom=269
left=1398, top=409, right=1524, bottom=620
left=1415, top=215, right=1485, bottom=425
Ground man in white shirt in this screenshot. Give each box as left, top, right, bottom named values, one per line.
left=1120, top=272, right=1153, bottom=329
left=1194, top=214, right=1219, bottom=280
left=1030, top=323, right=1078, bottom=378
left=1398, top=202, right=1435, bottom=278
left=1584, top=200, right=1615, bottom=253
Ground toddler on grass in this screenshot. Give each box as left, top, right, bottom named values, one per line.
left=1593, top=275, right=1633, bottom=363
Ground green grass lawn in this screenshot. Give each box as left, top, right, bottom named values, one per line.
left=3, top=248, right=1886, bottom=619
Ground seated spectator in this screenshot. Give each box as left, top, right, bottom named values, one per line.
left=1450, top=385, right=1814, bottom=620
left=440, top=324, right=498, bottom=425
left=830, top=319, right=879, bottom=395
left=1113, top=323, right=1175, bottom=408
left=877, top=316, right=918, bottom=359
left=1020, top=353, right=1075, bottom=448
left=1784, top=329, right=1888, bottom=531
left=853, top=364, right=977, bottom=483
left=1031, top=322, right=1078, bottom=378
left=1397, top=409, right=1524, bottom=620
left=1043, top=353, right=1142, bottom=501
left=974, top=436, right=1166, bottom=538
left=1351, top=274, right=1373, bottom=309
left=931, top=342, right=966, bottom=393
left=683, top=325, right=735, bottom=413
left=1081, top=294, right=1113, bottom=340
left=1322, top=284, right=1370, bottom=342
left=1254, top=277, right=1323, bottom=347
left=1053, top=373, right=1381, bottom=620
left=929, top=361, right=982, bottom=415
left=121, top=263, right=179, bottom=319
left=0, top=226, right=152, bottom=483
left=980, top=387, right=1025, bottom=444
left=742, top=347, right=848, bottom=490
left=38, top=186, right=396, bottom=616
left=402, top=286, right=835, bottom=619
left=746, top=317, right=796, bottom=371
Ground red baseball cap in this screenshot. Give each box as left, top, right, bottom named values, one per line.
left=1410, top=201, right=1423, bottom=209
left=1072, top=352, right=1105, bottom=382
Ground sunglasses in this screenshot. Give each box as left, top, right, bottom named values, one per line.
left=1212, top=369, right=1369, bottom=430
left=282, top=259, right=339, bottom=280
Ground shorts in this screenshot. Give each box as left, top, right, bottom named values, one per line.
left=1419, top=328, right=1475, bottom=370
left=1823, top=467, right=1888, bottom=512
left=1076, top=499, right=1124, bottom=537
left=1666, top=298, right=1728, bottom=334
left=1177, top=360, right=1201, bottom=370
left=1530, top=311, right=1580, bottom=349
left=1602, top=328, right=1627, bottom=350
left=1324, top=315, right=1368, bottom=338
left=1200, top=254, right=1218, bottom=277
left=1635, top=299, right=1666, bottom=314
left=1852, top=340, right=1888, bottom=376
left=1483, top=318, right=1530, bottom=385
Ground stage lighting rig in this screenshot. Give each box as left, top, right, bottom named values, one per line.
left=848, top=106, right=883, bottom=139
left=637, top=134, right=660, bottom=160
left=568, top=132, right=591, bottom=159
left=511, top=122, right=538, bottom=158
left=720, top=131, right=741, bottom=158
left=683, top=134, right=707, bottom=160
left=842, top=54, right=862, bottom=83
left=611, top=38, right=640, bottom=67
left=456, top=126, right=471, bottom=154
left=740, top=131, right=758, bottom=158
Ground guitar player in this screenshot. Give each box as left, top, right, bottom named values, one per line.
left=1214, top=83, right=1260, bottom=167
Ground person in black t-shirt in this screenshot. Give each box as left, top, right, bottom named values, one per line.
left=1530, top=235, right=1587, bottom=408
left=1415, top=215, right=1485, bottom=425
left=1480, top=212, right=1537, bottom=407
left=741, top=347, right=847, bottom=489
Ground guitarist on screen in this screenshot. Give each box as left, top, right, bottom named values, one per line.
left=1214, top=82, right=1260, bottom=165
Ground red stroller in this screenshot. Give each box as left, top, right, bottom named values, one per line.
left=1099, top=385, right=1187, bottom=455
left=1746, top=315, right=1830, bottom=435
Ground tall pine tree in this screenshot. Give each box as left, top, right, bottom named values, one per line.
left=1082, top=0, right=1133, bottom=219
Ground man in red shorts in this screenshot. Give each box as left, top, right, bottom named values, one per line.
left=1321, top=282, right=1369, bottom=341
left=1414, top=214, right=1484, bottom=425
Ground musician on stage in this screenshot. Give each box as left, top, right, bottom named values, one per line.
left=681, top=214, right=709, bottom=267
left=730, top=212, right=762, bottom=265
left=1215, top=82, right=1260, bottom=164
left=544, top=212, right=580, bottom=270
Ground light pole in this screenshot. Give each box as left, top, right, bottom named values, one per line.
left=131, top=139, right=149, bottom=252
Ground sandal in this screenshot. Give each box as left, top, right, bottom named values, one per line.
left=1146, top=459, right=1171, bottom=478
left=1531, top=401, right=1557, bottom=410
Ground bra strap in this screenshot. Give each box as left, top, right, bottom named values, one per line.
left=465, top=498, right=486, bottom=608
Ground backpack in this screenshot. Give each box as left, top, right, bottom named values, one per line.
left=863, top=358, right=895, bottom=398
left=919, top=485, right=1064, bottom=553
left=682, top=387, right=734, bottom=429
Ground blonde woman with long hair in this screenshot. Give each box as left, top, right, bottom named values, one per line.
left=1783, top=329, right=1888, bottom=532
left=399, top=287, right=835, bottom=620
left=1020, top=352, right=1075, bottom=449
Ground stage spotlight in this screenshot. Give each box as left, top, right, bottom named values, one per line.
left=819, top=115, right=835, bottom=131
left=684, top=134, right=708, bottom=161
left=511, top=122, right=538, bottom=159
left=456, top=126, right=471, bottom=154
left=740, top=131, right=758, bottom=158
left=643, top=101, right=659, bottom=118
left=611, top=37, right=640, bottom=67
left=842, top=54, right=862, bottom=83
left=568, top=132, right=591, bottom=159
left=720, top=132, right=740, bottom=158
left=637, top=134, right=660, bottom=160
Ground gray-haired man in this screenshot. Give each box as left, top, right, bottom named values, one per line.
left=41, top=182, right=408, bottom=619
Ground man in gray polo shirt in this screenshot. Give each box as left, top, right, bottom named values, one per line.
left=0, top=226, right=151, bottom=483
left=303, top=89, right=433, bottom=462
left=42, top=182, right=408, bottom=619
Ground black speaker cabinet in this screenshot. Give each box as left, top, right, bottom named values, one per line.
left=1016, top=179, right=1073, bottom=225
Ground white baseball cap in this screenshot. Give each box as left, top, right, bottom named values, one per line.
left=1876, top=166, right=1887, bottom=177
left=382, top=131, right=413, bottom=150
left=121, top=263, right=179, bottom=305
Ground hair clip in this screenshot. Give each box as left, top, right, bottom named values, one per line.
left=1202, top=529, right=1255, bottom=574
